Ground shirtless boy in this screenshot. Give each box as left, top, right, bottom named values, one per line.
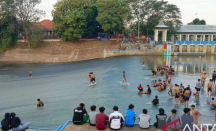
left=184, top=88, right=191, bottom=108
left=29, top=70, right=32, bottom=78
left=151, top=80, right=158, bottom=87
left=37, top=99, right=44, bottom=108
left=121, top=71, right=129, bottom=85
left=142, top=58, right=145, bottom=66
left=168, top=81, right=173, bottom=98
left=89, top=72, right=96, bottom=85
left=174, top=84, right=180, bottom=104
left=207, top=79, right=213, bottom=97
left=157, top=83, right=164, bottom=91
left=201, top=73, right=207, bottom=88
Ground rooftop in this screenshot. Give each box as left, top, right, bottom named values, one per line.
left=177, top=25, right=216, bottom=34
left=154, top=21, right=169, bottom=29
left=36, top=19, right=53, bottom=31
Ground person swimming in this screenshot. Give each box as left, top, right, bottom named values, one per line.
left=137, top=84, right=143, bottom=94
left=37, top=99, right=44, bottom=108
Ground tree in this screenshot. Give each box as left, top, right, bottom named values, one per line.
left=0, top=16, right=18, bottom=52
left=187, top=18, right=206, bottom=25
left=82, top=5, right=101, bottom=38
left=96, top=0, right=130, bottom=39
left=52, top=0, right=93, bottom=41
left=2, top=0, right=45, bottom=47
left=130, top=0, right=182, bottom=38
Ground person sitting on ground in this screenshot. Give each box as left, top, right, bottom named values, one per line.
left=109, top=106, right=125, bottom=130
left=144, top=85, right=151, bottom=94
left=10, top=112, right=30, bottom=131
left=138, top=109, right=151, bottom=129
left=167, top=109, right=181, bottom=131
left=152, top=96, right=159, bottom=105
left=125, top=104, right=136, bottom=127
left=181, top=108, right=193, bottom=131
left=96, top=107, right=109, bottom=130
left=154, top=108, right=167, bottom=129
left=137, top=84, right=143, bottom=94
left=89, top=105, right=98, bottom=126
left=1, top=113, right=11, bottom=131
left=73, top=103, right=89, bottom=125
left=37, top=99, right=44, bottom=108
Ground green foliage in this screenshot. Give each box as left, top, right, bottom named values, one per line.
left=130, top=0, right=182, bottom=37
left=0, top=16, right=18, bottom=52
left=82, top=6, right=100, bottom=38
left=28, top=24, right=45, bottom=47
left=188, top=18, right=206, bottom=25
left=1, top=0, right=45, bottom=47
left=96, top=0, right=130, bottom=34
left=52, top=0, right=92, bottom=41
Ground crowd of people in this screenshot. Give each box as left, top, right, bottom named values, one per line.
left=2, top=59, right=216, bottom=131
left=72, top=103, right=205, bottom=131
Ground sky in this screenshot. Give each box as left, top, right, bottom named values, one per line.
left=37, top=0, right=216, bottom=25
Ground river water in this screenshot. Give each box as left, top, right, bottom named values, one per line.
left=0, top=56, right=216, bottom=128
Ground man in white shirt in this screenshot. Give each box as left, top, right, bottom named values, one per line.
left=109, top=106, right=125, bottom=130
left=138, top=109, right=151, bottom=129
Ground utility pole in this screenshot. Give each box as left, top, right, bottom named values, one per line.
left=138, top=4, right=140, bottom=42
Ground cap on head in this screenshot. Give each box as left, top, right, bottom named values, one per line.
left=37, top=99, right=40, bottom=101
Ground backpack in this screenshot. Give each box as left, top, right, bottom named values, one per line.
left=1, top=119, right=10, bottom=130
left=169, top=116, right=181, bottom=130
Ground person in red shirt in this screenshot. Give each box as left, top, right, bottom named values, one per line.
left=137, top=84, right=144, bottom=94
left=96, top=107, right=109, bottom=130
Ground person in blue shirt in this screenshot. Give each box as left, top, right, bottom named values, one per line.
left=125, top=104, right=136, bottom=126
left=181, top=108, right=193, bottom=131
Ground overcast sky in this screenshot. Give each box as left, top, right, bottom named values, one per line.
left=37, top=0, right=216, bottom=25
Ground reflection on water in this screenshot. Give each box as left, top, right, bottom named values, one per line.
left=0, top=55, right=216, bottom=128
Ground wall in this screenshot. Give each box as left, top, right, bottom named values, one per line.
left=121, top=44, right=154, bottom=49
left=104, top=45, right=164, bottom=58
left=174, top=44, right=216, bottom=54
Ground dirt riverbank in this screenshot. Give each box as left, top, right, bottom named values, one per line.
left=0, top=40, right=121, bottom=64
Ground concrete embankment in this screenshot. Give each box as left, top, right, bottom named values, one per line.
left=104, top=45, right=164, bottom=58
left=0, top=41, right=121, bottom=64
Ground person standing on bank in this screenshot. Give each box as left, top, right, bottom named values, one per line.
left=73, top=103, right=89, bottom=125
left=10, top=112, right=30, bottom=131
